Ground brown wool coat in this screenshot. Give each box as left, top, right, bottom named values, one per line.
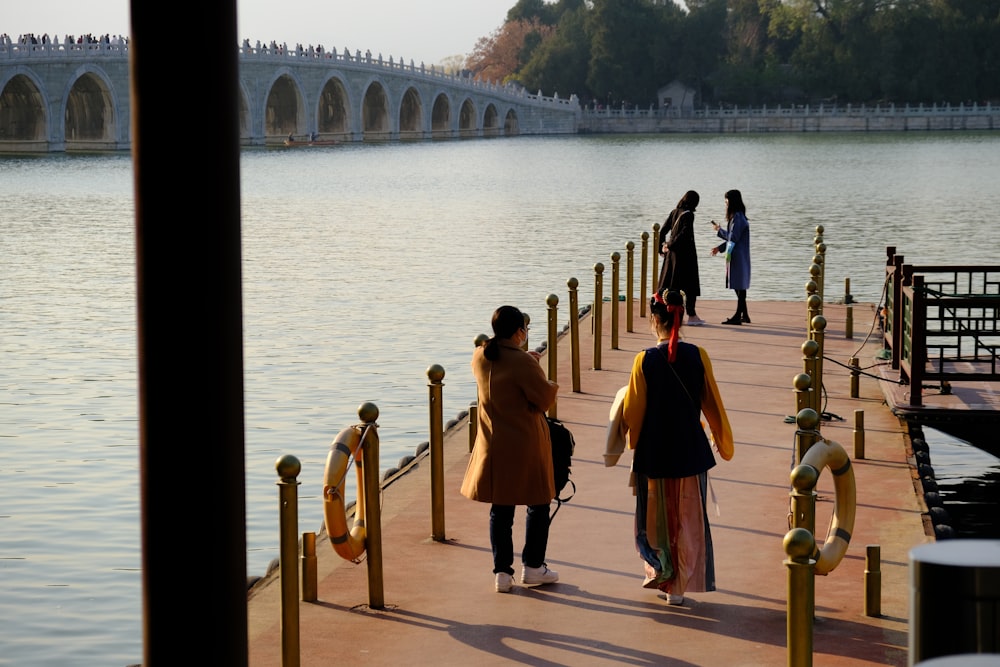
left=460, top=339, right=559, bottom=506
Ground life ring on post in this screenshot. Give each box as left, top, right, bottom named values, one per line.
left=801, top=438, right=856, bottom=575
left=323, top=426, right=367, bottom=561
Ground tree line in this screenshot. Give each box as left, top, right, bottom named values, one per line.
left=464, top=0, right=1000, bottom=109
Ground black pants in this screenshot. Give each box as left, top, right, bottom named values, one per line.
left=734, top=289, right=749, bottom=319
left=489, top=504, right=550, bottom=575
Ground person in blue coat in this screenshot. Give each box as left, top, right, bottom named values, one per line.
left=711, top=190, right=752, bottom=325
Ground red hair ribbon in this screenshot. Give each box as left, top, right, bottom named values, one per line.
left=666, top=304, right=683, bottom=362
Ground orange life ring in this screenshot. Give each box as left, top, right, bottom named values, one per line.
left=801, top=438, right=856, bottom=575
left=322, top=426, right=367, bottom=561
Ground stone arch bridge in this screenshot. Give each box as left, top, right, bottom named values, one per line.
left=0, top=39, right=580, bottom=153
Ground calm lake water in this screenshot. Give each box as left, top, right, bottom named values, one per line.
left=3, top=132, right=1000, bottom=665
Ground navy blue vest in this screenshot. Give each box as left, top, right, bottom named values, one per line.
left=632, top=341, right=717, bottom=479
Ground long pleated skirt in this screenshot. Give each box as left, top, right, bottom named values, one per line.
left=635, top=472, right=716, bottom=595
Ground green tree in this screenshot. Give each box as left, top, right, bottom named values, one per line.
left=586, top=0, right=666, bottom=107
left=518, top=5, right=593, bottom=101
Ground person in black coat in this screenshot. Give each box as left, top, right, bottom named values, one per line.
left=657, top=190, right=705, bottom=325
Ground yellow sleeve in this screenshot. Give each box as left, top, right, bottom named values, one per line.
left=622, top=352, right=647, bottom=450
left=699, top=347, right=734, bottom=461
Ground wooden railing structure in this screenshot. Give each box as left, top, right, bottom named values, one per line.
left=883, top=246, right=1000, bottom=406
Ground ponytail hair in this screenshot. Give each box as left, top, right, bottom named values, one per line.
left=484, top=305, right=525, bottom=361
left=649, top=289, right=685, bottom=362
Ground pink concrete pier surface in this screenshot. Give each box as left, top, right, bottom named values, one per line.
left=247, top=299, right=929, bottom=666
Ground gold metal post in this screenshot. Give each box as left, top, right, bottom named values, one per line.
left=275, top=454, right=301, bottom=667
left=845, top=304, right=854, bottom=339
left=610, top=252, right=620, bottom=350
left=651, top=222, right=660, bottom=297
left=801, top=340, right=820, bottom=420
left=568, top=277, right=581, bottom=393
left=864, top=544, right=881, bottom=617
left=547, top=293, right=559, bottom=418
left=811, top=316, right=827, bottom=412
left=794, top=408, right=820, bottom=467
left=853, top=409, right=865, bottom=460
left=593, top=263, right=604, bottom=370
left=640, top=231, right=648, bottom=318
left=849, top=357, right=860, bottom=398
left=358, top=402, right=384, bottom=609
left=626, top=241, right=634, bottom=332
left=784, top=528, right=816, bottom=667
left=301, top=532, right=316, bottom=603
left=427, top=365, right=446, bottom=541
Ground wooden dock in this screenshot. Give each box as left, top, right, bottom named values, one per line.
left=247, top=298, right=931, bottom=666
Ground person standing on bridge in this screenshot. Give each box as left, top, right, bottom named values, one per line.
left=619, top=289, right=733, bottom=604
left=657, top=190, right=706, bottom=325
left=461, top=305, right=560, bottom=593
left=711, top=189, right=752, bottom=325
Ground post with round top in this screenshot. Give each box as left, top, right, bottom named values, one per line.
left=812, top=252, right=825, bottom=308
left=427, top=365, right=446, bottom=541
left=611, top=252, right=621, bottom=349
left=801, top=340, right=820, bottom=420
left=568, top=277, right=581, bottom=393
left=811, top=316, right=827, bottom=414
left=651, top=222, right=660, bottom=296
left=547, top=293, right=559, bottom=418
left=793, top=372, right=812, bottom=416
left=784, top=527, right=816, bottom=667
left=358, top=402, right=384, bottom=608
left=816, top=241, right=827, bottom=303
left=275, top=454, right=302, bottom=667
left=807, top=294, right=822, bottom=340
left=789, top=453, right=819, bottom=533
left=593, top=263, right=604, bottom=370
left=794, top=408, right=821, bottom=467
left=640, top=232, right=649, bottom=318
left=626, top=242, right=635, bottom=332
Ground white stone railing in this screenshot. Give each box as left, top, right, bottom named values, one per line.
left=236, top=40, right=577, bottom=108
left=581, top=101, right=998, bottom=119
left=0, top=35, right=577, bottom=109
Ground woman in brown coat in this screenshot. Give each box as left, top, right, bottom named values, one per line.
left=461, top=305, right=560, bottom=593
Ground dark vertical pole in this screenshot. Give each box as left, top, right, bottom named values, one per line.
left=130, top=3, right=248, bottom=665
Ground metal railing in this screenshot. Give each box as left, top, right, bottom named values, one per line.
left=883, top=247, right=1000, bottom=406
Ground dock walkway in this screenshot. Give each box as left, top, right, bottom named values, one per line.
left=247, top=299, right=929, bottom=666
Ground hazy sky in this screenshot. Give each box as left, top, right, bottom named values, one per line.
left=4, top=0, right=515, bottom=65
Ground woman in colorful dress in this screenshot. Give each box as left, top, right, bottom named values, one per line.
left=621, top=289, right=734, bottom=604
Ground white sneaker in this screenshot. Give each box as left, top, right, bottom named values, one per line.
left=666, top=593, right=685, bottom=605
left=495, top=572, right=514, bottom=593
left=521, top=564, right=559, bottom=585
left=686, top=316, right=705, bottom=326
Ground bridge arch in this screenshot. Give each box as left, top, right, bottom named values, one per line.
left=316, top=75, right=350, bottom=141
left=504, top=109, right=520, bottom=136
left=265, top=68, right=307, bottom=141
left=362, top=79, right=391, bottom=141
left=398, top=86, right=423, bottom=141
left=62, top=65, right=119, bottom=149
left=431, top=92, right=452, bottom=139
left=458, top=98, right=477, bottom=138
left=237, top=81, right=251, bottom=142
left=483, top=103, right=500, bottom=137
left=0, top=68, right=49, bottom=144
